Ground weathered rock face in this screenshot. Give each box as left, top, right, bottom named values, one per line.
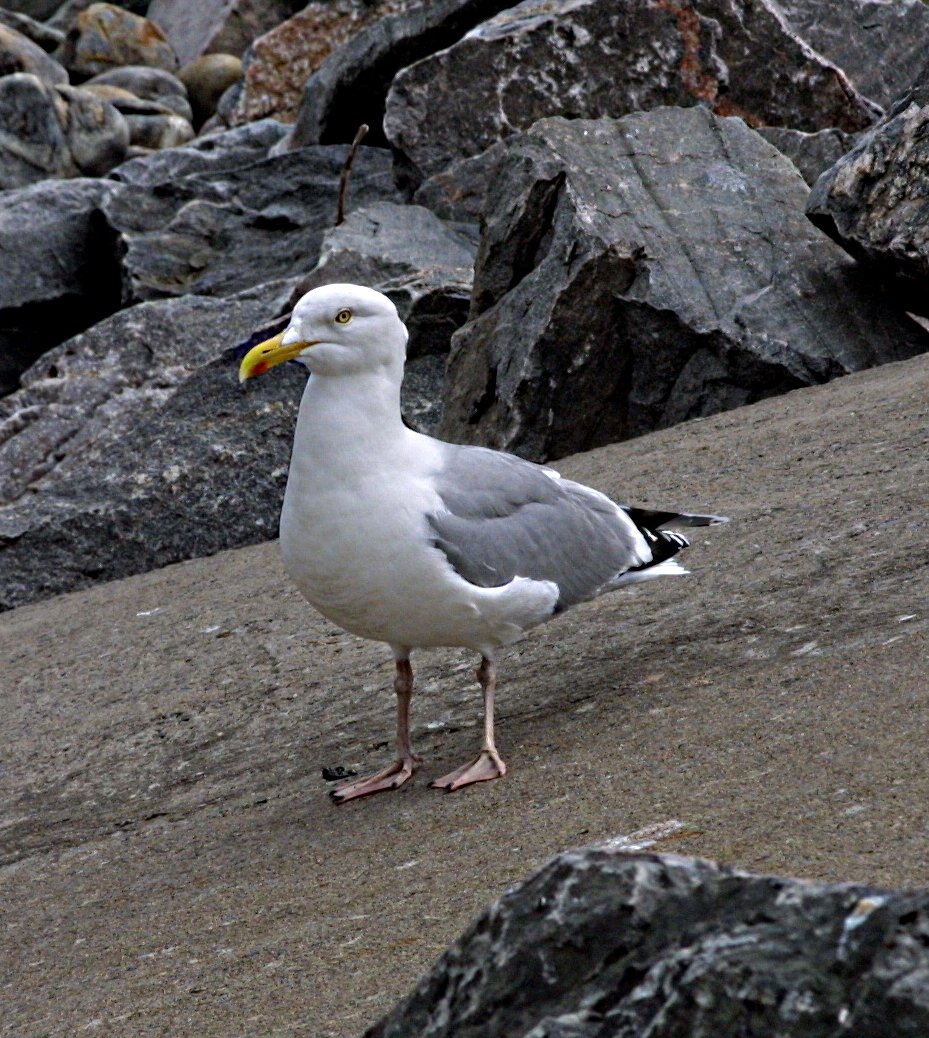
left=438, top=109, right=929, bottom=463
left=282, top=0, right=520, bottom=151
left=757, top=126, right=859, bottom=188
left=384, top=0, right=880, bottom=186
left=56, top=83, right=130, bottom=175
left=0, top=177, right=120, bottom=398
left=0, top=73, right=76, bottom=190
left=367, top=849, right=929, bottom=1038
left=806, top=101, right=929, bottom=294
left=146, top=0, right=303, bottom=67
left=102, top=142, right=403, bottom=303
left=60, top=3, right=179, bottom=80
left=413, top=141, right=508, bottom=221
left=777, top=0, right=929, bottom=111
left=0, top=23, right=68, bottom=85
left=47, top=0, right=150, bottom=31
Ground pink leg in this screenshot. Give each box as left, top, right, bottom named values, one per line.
left=431, top=656, right=507, bottom=792
left=331, top=655, right=421, bottom=803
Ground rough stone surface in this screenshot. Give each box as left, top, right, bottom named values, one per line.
left=60, top=2, right=179, bottom=80
left=438, top=109, right=929, bottom=463
left=806, top=100, right=929, bottom=293
left=46, top=0, right=149, bottom=31
left=384, top=0, right=880, bottom=185
left=282, top=0, right=519, bottom=151
left=146, top=0, right=303, bottom=67
left=230, top=0, right=407, bottom=127
left=367, top=849, right=929, bottom=1038
left=0, top=7, right=64, bottom=52
left=757, top=126, right=859, bottom=188
left=0, top=22, right=68, bottom=85
left=777, top=0, right=929, bottom=111
left=123, top=111, right=194, bottom=149
left=56, top=83, right=130, bottom=175
left=0, top=177, right=119, bottom=397
left=0, top=72, right=76, bottom=190
left=102, top=143, right=403, bottom=302
left=87, top=64, right=192, bottom=119
left=177, top=53, right=242, bottom=127
left=413, top=140, right=508, bottom=221
left=82, top=82, right=193, bottom=123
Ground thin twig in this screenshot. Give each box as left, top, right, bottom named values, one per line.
left=335, top=124, right=369, bottom=226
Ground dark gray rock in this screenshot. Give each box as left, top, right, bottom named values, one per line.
left=86, top=64, right=191, bottom=120
left=0, top=279, right=304, bottom=611
left=777, top=0, right=929, bottom=111
left=438, top=109, right=929, bottom=463
left=0, top=72, right=76, bottom=190
left=56, top=83, right=129, bottom=175
left=806, top=101, right=929, bottom=294
left=0, top=22, right=67, bottom=84
left=758, top=126, right=860, bottom=188
left=280, top=0, right=520, bottom=152
left=102, top=142, right=403, bottom=303
left=2, top=0, right=64, bottom=20
left=0, top=8, right=64, bottom=52
left=367, top=848, right=929, bottom=1038
left=122, top=112, right=194, bottom=149
left=413, top=141, right=508, bottom=222
left=0, top=176, right=120, bottom=398
left=46, top=0, right=150, bottom=31
left=381, top=270, right=472, bottom=363
left=383, top=0, right=880, bottom=186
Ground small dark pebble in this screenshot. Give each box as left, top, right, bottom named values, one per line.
left=322, top=766, right=357, bottom=781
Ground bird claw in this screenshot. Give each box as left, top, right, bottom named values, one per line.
left=329, top=758, right=417, bottom=803
left=430, top=749, right=507, bottom=792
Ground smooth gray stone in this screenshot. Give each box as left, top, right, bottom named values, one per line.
left=437, top=108, right=929, bottom=463
left=0, top=7, right=63, bottom=51
left=0, top=21, right=67, bottom=85
left=366, top=849, right=929, bottom=1038
left=0, top=72, right=75, bottom=190
left=123, top=112, right=194, bottom=150
left=55, top=83, right=130, bottom=176
left=0, top=176, right=118, bottom=397
left=383, top=0, right=880, bottom=186
left=758, top=126, right=860, bottom=188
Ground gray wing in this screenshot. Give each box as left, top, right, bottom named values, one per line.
left=427, top=445, right=650, bottom=609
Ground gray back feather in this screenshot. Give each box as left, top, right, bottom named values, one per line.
left=428, top=445, right=648, bottom=609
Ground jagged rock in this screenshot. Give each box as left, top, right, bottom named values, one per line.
left=367, top=849, right=929, bottom=1038
left=0, top=72, right=76, bottom=189
left=0, top=23, right=68, bottom=85
left=102, top=142, right=403, bottom=302
left=229, top=0, right=407, bottom=127
left=55, top=83, right=129, bottom=174
left=177, top=53, right=242, bottom=127
left=777, top=0, right=929, bottom=111
left=383, top=0, right=880, bottom=186
left=60, top=3, right=178, bottom=80
left=280, top=0, right=519, bottom=151
left=806, top=100, right=929, bottom=295
left=86, top=65, right=192, bottom=120
left=413, top=141, right=508, bottom=222
left=757, top=126, right=859, bottom=188
left=123, top=112, right=194, bottom=149
left=438, top=109, right=929, bottom=463
left=0, top=291, right=307, bottom=612
left=0, top=8, right=64, bottom=52
left=146, top=0, right=303, bottom=67
left=0, top=177, right=119, bottom=398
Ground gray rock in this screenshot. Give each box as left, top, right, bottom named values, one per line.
left=146, top=0, right=302, bottom=67
left=383, top=0, right=880, bottom=186
left=46, top=0, right=149, bottom=31
left=367, top=848, right=929, bottom=1038
left=758, top=126, right=860, bottom=188
left=59, top=3, right=179, bottom=80
left=0, top=72, right=76, bottom=190
left=55, top=83, right=129, bottom=175
left=81, top=82, right=194, bottom=123
left=0, top=23, right=67, bottom=85
left=413, top=141, right=508, bottom=222
left=102, top=143, right=403, bottom=302
left=281, top=0, right=521, bottom=152
left=806, top=100, right=929, bottom=292
left=177, top=53, right=242, bottom=128
left=381, top=270, right=472, bottom=363
left=0, top=176, right=119, bottom=398
left=86, top=65, right=191, bottom=120
left=1, top=0, right=63, bottom=20
left=438, top=109, right=929, bottom=463
left=0, top=300, right=307, bottom=612
left=0, top=8, right=64, bottom=52
left=123, top=112, right=194, bottom=150
left=777, top=0, right=929, bottom=111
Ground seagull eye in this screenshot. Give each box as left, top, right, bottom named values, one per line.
left=335, top=309, right=353, bottom=325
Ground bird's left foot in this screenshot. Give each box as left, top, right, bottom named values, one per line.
left=430, top=749, right=507, bottom=792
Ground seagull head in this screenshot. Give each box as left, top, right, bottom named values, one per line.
left=238, top=284, right=408, bottom=382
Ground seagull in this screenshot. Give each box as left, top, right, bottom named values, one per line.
left=239, top=284, right=727, bottom=803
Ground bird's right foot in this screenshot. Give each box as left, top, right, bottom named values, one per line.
left=329, top=757, right=418, bottom=803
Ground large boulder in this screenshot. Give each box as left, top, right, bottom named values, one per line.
left=0, top=177, right=120, bottom=398
left=0, top=73, right=76, bottom=190
left=383, top=0, right=880, bottom=187
left=146, top=0, right=303, bottom=67
left=367, top=849, right=929, bottom=1038
left=280, top=0, right=521, bottom=151
left=437, top=109, right=929, bottom=463
left=59, top=2, right=179, bottom=80
left=87, top=65, right=192, bottom=120
left=102, top=142, right=403, bottom=302
left=777, top=0, right=929, bottom=111
left=805, top=99, right=929, bottom=294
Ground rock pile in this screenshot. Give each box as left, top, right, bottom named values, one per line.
left=0, top=0, right=928, bottom=608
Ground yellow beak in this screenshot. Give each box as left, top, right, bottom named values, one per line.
left=238, top=332, right=317, bottom=382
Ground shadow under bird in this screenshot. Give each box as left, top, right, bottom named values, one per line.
left=239, top=284, right=727, bottom=803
